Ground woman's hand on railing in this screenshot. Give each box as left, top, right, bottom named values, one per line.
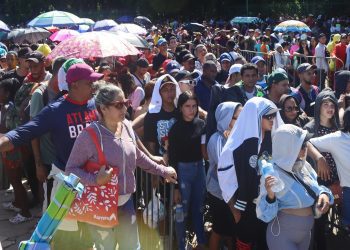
left=164, top=166, right=177, bottom=184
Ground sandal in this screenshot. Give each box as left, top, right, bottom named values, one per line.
left=9, top=213, right=33, bottom=224
left=2, top=202, right=21, bottom=213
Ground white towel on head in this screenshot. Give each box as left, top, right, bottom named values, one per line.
left=148, top=74, right=181, bottom=114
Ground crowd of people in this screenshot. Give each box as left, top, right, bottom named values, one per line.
left=0, top=13, right=350, bottom=250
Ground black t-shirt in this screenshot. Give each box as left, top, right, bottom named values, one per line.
left=1, top=69, right=26, bottom=84
left=143, top=108, right=178, bottom=156
left=215, top=70, right=229, bottom=85
left=168, top=117, right=206, bottom=168
left=152, top=52, right=173, bottom=71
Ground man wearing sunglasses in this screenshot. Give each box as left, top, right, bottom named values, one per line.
left=293, top=63, right=319, bottom=117
left=175, top=70, right=199, bottom=93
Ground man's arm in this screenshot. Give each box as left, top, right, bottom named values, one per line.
left=0, top=135, right=14, bottom=152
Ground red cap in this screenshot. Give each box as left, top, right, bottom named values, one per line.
left=66, top=63, right=104, bottom=84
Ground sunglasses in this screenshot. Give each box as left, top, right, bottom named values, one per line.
left=263, top=113, right=277, bottom=120
left=109, top=100, right=131, bottom=109
left=179, top=79, right=196, bottom=86
left=284, top=106, right=300, bottom=112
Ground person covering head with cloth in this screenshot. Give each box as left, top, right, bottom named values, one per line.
left=66, top=84, right=177, bottom=250
left=265, top=71, right=290, bottom=105
left=218, top=97, right=283, bottom=250
left=256, top=124, right=333, bottom=250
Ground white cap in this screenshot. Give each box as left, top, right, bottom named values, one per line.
left=228, top=64, right=243, bottom=76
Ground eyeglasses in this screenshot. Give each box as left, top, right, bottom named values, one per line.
left=263, top=113, right=277, bottom=120
left=179, top=79, right=196, bottom=87
left=284, top=106, right=300, bottom=113
left=109, top=100, right=131, bottom=109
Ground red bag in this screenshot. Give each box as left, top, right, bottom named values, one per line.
left=66, top=126, right=119, bottom=228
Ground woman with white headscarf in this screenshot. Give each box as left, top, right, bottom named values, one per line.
left=256, top=124, right=333, bottom=250
left=218, top=97, right=283, bottom=250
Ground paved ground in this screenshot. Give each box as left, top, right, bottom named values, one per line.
left=0, top=189, right=40, bottom=250
left=1, top=185, right=349, bottom=250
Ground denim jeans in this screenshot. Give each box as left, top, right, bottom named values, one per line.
left=175, top=161, right=206, bottom=250
left=87, top=198, right=140, bottom=250
left=342, top=187, right=350, bottom=226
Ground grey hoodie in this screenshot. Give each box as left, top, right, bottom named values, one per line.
left=206, top=102, right=241, bottom=199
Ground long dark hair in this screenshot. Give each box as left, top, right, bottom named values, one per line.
left=177, top=91, right=199, bottom=119
left=118, top=72, right=137, bottom=97
left=342, top=107, right=350, bottom=133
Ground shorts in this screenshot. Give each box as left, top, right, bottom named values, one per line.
left=208, top=192, right=236, bottom=237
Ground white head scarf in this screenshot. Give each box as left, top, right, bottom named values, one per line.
left=217, top=97, right=284, bottom=202
left=272, top=124, right=307, bottom=173
left=148, top=74, right=181, bottom=114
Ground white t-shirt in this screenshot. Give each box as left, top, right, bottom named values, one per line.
left=310, top=131, right=350, bottom=188
left=245, top=91, right=255, bottom=100
left=315, top=43, right=329, bottom=72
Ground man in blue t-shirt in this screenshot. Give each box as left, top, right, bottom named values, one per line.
left=0, top=62, right=103, bottom=249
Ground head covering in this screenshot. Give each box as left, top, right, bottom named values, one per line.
left=272, top=124, right=307, bottom=172
left=297, top=63, right=317, bottom=74
left=274, top=43, right=282, bottom=50
left=166, top=60, right=181, bottom=74
left=307, top=89, right=340, bottom=137
left=218, top=97, right=284, bottom=202
left=136, top=58, right=149, bottom=68
left=0, top=48, right=6, bottom=59
left=36, top=44, right=52, bottom=57
left=266, top=71, right=288, bottom=90
left=219, top=53, right=232, bottom=63
left=157, top=38, right=167, bottom=46
left=174, top=70, right=199, bottom=82
left=251, top=56, right=266, bottom=65
left=215, top=102, right=241, bottom=134
left=66, top=63, right=103, bottom=85
left=335, top=70, right=350, bottom=98
left=26, top=51, right=45, bottom=63
left=228, top=64, right=242, bottom=76
left=278, top=94, right=302, bottom=123
left=58, top=58, right=85, bottom=91
left=148, top=74, right=181, bottom=114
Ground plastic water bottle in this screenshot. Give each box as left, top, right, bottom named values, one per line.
left=174, top=204, right=184, bottom=223
left=259, top=156, right=285, bottom=193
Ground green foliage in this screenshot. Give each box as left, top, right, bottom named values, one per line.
left=0, top=0, right=348, bottom=25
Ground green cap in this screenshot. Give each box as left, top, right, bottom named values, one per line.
left=266, top=71, right=288, bottom=90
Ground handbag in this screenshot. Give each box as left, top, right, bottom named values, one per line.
left=66, top=124, right=119, bottom=228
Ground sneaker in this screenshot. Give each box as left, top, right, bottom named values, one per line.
left=9, top=213, right=33, bottom=224
left=2, top=202, right=21, bottom=213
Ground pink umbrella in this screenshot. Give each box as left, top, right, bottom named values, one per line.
left=48, top=31, right=140, bottom=59
left=49, top=29, right=79, bottom=42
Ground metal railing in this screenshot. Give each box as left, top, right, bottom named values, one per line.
left=134, top=169, right=175, bottom=250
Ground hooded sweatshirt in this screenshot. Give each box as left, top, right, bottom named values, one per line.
left=218, top=97, right=284, bottom=211
left=256, top=124, right=333, bottom=223
left=279, top=94, right=311, bottom=128
left=207, top=102, right=241, bottom=199
left=334, top=70, right=350, bottom=99
left=304, top=89, right=340, bottom=185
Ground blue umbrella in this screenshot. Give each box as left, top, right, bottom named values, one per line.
left=117, top=15, right=134, bottom=23
left=230, top=16, right=263, bottom=25
left=27, top=10, right=83, bottom=28
left=274, top=20, right=311, bottom=33
left=0, top=20, right=10, bottom=32
left=93, top=19, right=118, bottom=31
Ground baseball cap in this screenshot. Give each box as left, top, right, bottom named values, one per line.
left=157, top=38, right=167, bottom=46
left=58, top=58, right=85, bottom=91
left=297, top=63, right=317, bottom=74
left=318, top=33, right=326, bottom=39
left=159, top=75, right=176, bottom=90
left=182, top=53, right=195, bottom=62
left=26, top=51, right=45, bottom=63
left=0, top=48, right=6, bottom=59
left=66, top=63, right=104, bottom=85
left=219, top=53, right=232, bottom=63
left=266, top=71, right=288, bottom=90
left=136, top=58, right=149, bottom=68
left=228, top=64, right=243, bottom=76
left=174, top=70, right=199, bottom=82
left=251, top=56, right=266, bottom=65
left=165, top=60, right=181, bottom=74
